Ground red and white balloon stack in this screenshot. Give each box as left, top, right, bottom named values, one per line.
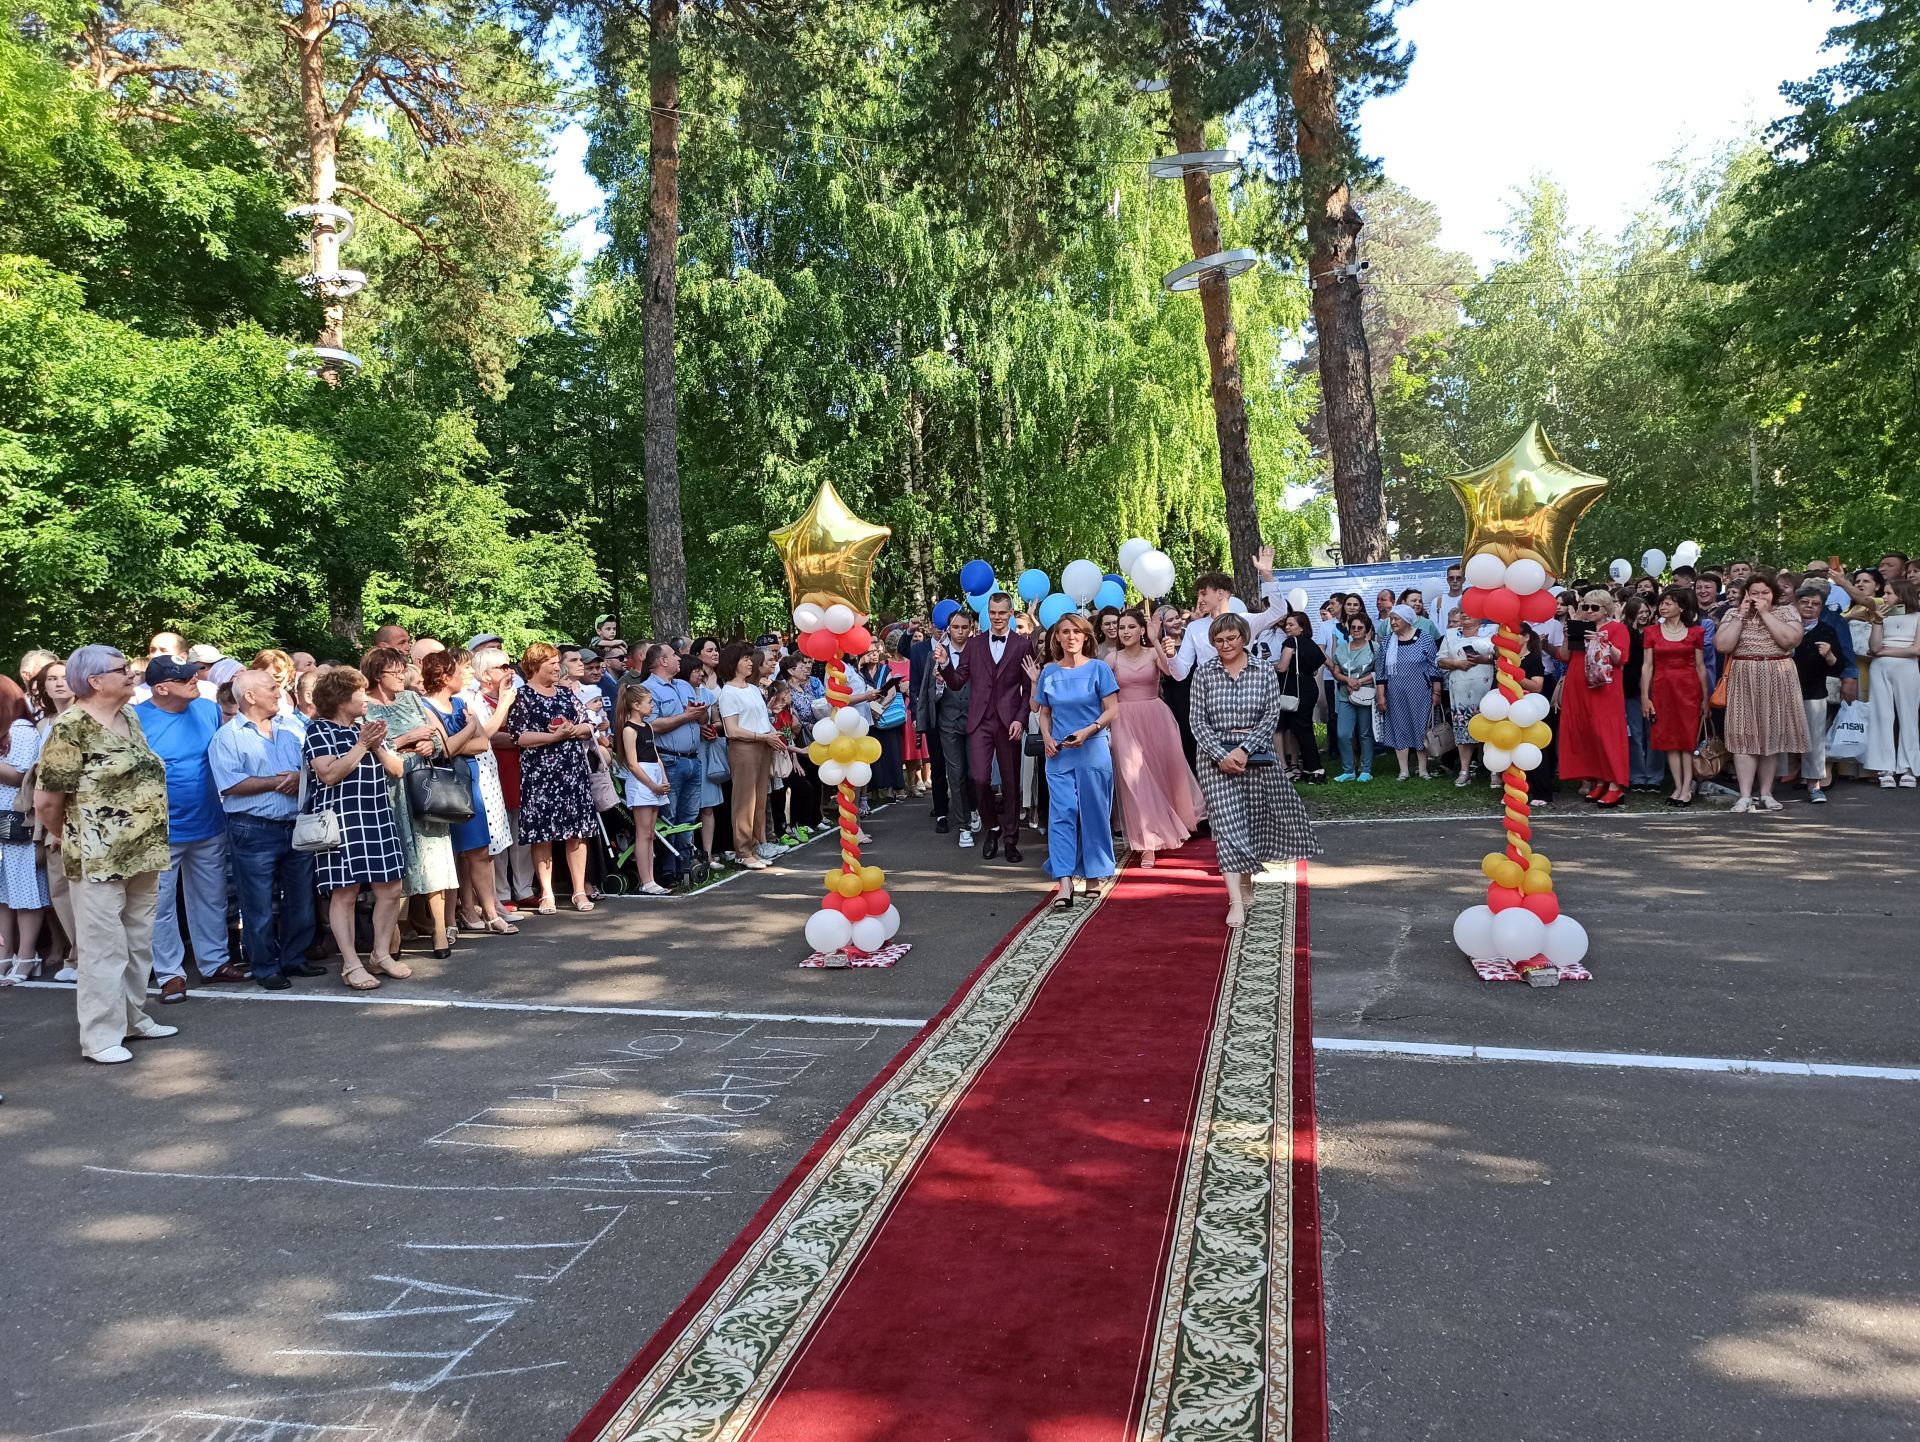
left=1448, top=551, right=1590, bottom=981
left=791, top=602, right=903, bottom=961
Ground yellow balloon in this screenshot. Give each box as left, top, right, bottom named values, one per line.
left=859, top=865, right=885, bottom=892
left=833, top=871, right=865, bottom=898
left=1530, top=853, right=1552, bottom=873
left=1467, top=714, right=1492, bottom=743
left=1520, top=868, right=1555, bottom=895
left=769, top=479, right=892, bottom=612
left=1522, top=721, right=1552, bottom=748
left=1445, top=422, right=1610, bottom=578
left=823, top=869, right=842, bottom=892
left=830, top=735, right=859, bottom=764
left=859, top=736, right=883, bottom=764
left=807, top=742, right=830, bottom=765
left=1479, top=852, right=1507, bottom=880
left=1488, top=719, right=1524, bottom=751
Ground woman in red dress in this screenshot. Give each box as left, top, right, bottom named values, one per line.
left=1555, top=589, right=1631, bottom=805
left=1639, top=586, right=1709, bottom=805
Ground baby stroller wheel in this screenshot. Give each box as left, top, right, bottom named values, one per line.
left=687, top=849, right=712, bottom=887
left=600, top=871, right=631, bottom=897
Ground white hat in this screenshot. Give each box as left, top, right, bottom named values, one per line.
left=186, top=643, right=223, bottom=665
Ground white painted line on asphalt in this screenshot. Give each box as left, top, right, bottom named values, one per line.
left=1311, top=809, right=1712, bottom=827
left=1313, top=1035, right=1920, bottom=1081
left=12, top=979, right=927, bottom=1030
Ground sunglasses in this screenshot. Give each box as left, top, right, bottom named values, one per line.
left=1576, top=603, right=1605, bottom=612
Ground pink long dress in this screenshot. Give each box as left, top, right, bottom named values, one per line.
left=1108, top=648, right=1205, bottom=850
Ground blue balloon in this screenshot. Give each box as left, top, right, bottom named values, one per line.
left=967, top=590, right=994, bottom=615
left=1094, top=579, right=1127, bottom=611
left=1037, top=593, right=1076, bottom=629
left=1017, top=568, right=1051, bottom=603
left=959, top=559, right=995, bottom=596
left=931, top=599, right=960, bottom=629
left=1104, top=572, right=1126, bottom=591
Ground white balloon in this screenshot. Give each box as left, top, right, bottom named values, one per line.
left=1479, top=691, right=1512, bottom=722
left=849, top=915, right=888, bottom=953
left=1541, top=914, right=1590, bottom=967
left=1511, top=742, right=1544, bottom=772
left=1452, top=904, right=1496, bottom=958
left=845, top=760, right=872, bottom=787
left=1464, top=553, right=1507, bottom=590
left=792, top=603, right=824, bottom=633
left=1118, top=538, right=1154, bottom=574
left=1225, top=596, right=1248, bottom=615
left=1640, top=549, right=1667, bottom=577
left=811, top=717, right=839, bottom=746
left=805, top=907, right=853, bottom=954
left=879, top=904, right=901, bottom=940
left=1131, top=549, right=1176, bottom=599
left=838, top=708, right=869, bottom=737
left=1062, top=559, right=1104, bottom=604
left=1481, top=743, right=1513, bottom=773
left=822, top=603, right=857, bottom=634
left=1287, top=587, right=1310, bottom=612
left=1491, top=907, right=1547, bottom=963
left=1608, top=558, right=1632, bottom=584
left=1674, top=540, right=1701, bottom=567
left=1504, top=559, right=1547, bottom=597
left=817, top=759, right=847, bottom=786
left=1509, top=692, right=1551, bottom=728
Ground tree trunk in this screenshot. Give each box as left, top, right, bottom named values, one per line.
left=1167, top=66, right=1263, bottom=596
left=905, top=386, right=930, bottom=612
left=643, top=0, right=690, bottom=639
left=292, top=0, right=346, bottom=357
left=1287, top=10, right=1390, bottom=564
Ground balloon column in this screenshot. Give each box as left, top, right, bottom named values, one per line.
left=1444, top=423, right=1609, bottom=984
left=770, top=481, right=904, bottom=963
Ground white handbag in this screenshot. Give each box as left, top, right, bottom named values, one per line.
left=291, top=763, right=342, bottom=853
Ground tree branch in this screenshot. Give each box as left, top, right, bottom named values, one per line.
left=333, top=183, right=461, bottom=279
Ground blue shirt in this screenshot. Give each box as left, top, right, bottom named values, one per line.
left=133, top=698, right=224, bottom=843
left=644, top=675, right=700, bottom=754
left=207, top=712, right=308, bottom=820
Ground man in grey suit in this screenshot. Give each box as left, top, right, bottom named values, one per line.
left=918, top=608, right=977, bottom=847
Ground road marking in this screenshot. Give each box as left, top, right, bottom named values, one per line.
left=1313, top=1036, right=1920, bottom=1081
left=13, top=979, right=927, bottom=1030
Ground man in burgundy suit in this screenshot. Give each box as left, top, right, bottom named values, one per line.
left=938, top=593, right=1033, bottom=862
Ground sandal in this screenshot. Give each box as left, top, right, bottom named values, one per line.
left=536, top=897, right=558, bottom=915
left=571, top=893, right=597, bottom=912
left=485, top=916, right=520, bottom=936
left=370, top=955, right=413, bottom=980
left=457, top=909, right=487, bottom=930
left=1050, top=895, right=1074, bottom=911
left=638, top=882, right=670, bottom=896
left=341, top=964, right=381, bottom=991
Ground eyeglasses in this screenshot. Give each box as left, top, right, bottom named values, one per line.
left=1576, top=604, right=1604, bottom=612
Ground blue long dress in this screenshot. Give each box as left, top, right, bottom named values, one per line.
left=423, top=695, right=492, bottom=854
left=1379, top=631, right=1440, bottom=750
left=1038, top=659, right=1119, bottom=880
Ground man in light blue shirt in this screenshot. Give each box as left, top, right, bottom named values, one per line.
left=641, top=644, right=705, bottom=884
left=134, top=654, right=231, bottom=999
left=207, top=669, right=319, bottom=989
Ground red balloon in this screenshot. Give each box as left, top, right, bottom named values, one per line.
left=1486, top=883, right=1525, bottom=912
left=832, top=891, right=872, bottom=919
left=1519, top=589, right=1558, bottom=623
left=1481, top=588, right=1522, bottom=628
left=1520, top=891, right=1560, bottom=924
left=1460, top=586, right=1490, bottom=619
left=865, top=888, right=890, bottom=915
left=838, top=624, right=873, bottom=656
left=799, top=629, right=839, bottom=662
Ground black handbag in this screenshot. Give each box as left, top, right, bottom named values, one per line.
left=0, top=810, right=29, bottom=844
left=1024, top=732, right=1046, bottom=757
left=406, top=757, right=474, bottom=824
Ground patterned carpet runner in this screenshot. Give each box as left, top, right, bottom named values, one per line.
left=571, top=842, right=1325, bottom=1442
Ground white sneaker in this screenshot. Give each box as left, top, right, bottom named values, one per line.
left=756, top=843, right=782, bottom=860
left=969, top=812, right=981, bottom=832
left=1731, top=797, right=1754, bottom=814
left=856, top=829, right=873, bottom=843
left=128, top=1022, right=179, bottom=1040
left=958, top=830, right=974, bottom=848
left=53, top=965, right=77, bottom=983
left=86, top=1045, right=133, bottom=1064
left=1902, top=773, right=1917, bottom=788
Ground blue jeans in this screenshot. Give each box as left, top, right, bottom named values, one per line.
left=226, top=814, right=316, bottom=978
left=1623, top=691, right=1664, bottom=786
left=151, top=832, right=230, bottom=982
left=656, top=751, right=703, bottom=878
left=1335, top=695, right=1376, bottom=775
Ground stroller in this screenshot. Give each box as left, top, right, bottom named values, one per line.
left=601, top=760, right=710, bottom=893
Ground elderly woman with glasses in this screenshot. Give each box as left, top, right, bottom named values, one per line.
left=1555, top=590, right=1632, bottom=806
left=1376, top=604, right=1442, bottom=781
left=32, top=646, right=178, bottom=1063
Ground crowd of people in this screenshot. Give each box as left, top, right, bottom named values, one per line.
left=3, top=547, right=1907, bottom=1067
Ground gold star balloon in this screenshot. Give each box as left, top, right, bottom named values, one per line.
left=770, top=479, right=891, bottom=613
left=1446, top=422, right=1609, bottom=578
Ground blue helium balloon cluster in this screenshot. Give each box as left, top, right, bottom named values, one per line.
left=1017, top=568, right=1051, bottom=603
left=1037, top=593, right=1076, bottom=629
left=1094, top=578, right=1127, bottom=611
left=959, top=558, right=995, bottom=597
left=931, top=599, right=960, bottom=629
left=967, top=590, right=995, bottom=617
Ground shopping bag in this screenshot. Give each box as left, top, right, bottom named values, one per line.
left=1825, top=699, right=1869, bottom=761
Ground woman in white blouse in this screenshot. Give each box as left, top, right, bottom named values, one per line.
left=716, top=643, right=790, bottom=868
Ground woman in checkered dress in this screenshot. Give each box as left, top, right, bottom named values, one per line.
left=303, top=666, right=407, bottom=991
left=1190, top=613, right=1320, bottom=929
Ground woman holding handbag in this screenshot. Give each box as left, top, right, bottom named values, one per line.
left=1275, top=611, right=1327, bottom=782
left=362, top=646, right=460, bottom=952
left=1106, top=608, right=1203, bottom=868
left=303, top=666, right=407, bottom=990
left=420, top=649, right=517, bottom=938
left=1555, top=591, right=1632, bottom=806
left=1438, top=614, right=1499, bottom=787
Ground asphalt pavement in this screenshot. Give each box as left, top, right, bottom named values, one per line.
left=2, top=785, right=1915, bottom=1441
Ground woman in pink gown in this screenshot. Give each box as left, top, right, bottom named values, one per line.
left=1108, top=609, right=1205, bottom=866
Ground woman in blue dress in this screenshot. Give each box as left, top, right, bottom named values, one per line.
left=1031, top=612, right=1120, bottom=909
left=1377, top=604, right=1443, bottom=780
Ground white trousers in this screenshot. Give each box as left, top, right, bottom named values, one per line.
left=72, top=870, right=160, bottom=1058
left=151, top=833, right=230, bottom=981
left=1866, top=657, right=1920, bottom=774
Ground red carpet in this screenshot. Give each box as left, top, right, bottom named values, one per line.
left=571, top=843, right=1324, bottom=1442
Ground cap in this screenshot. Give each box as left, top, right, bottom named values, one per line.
left=593, top=614, right=615, bottom=628
left=467, top=633, right=503, bottom=651
left=143, top=655, right=201, bottom=686
left=185, top=643, right=223, bottom=665
left=755, top=633, right=782, bottom=649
